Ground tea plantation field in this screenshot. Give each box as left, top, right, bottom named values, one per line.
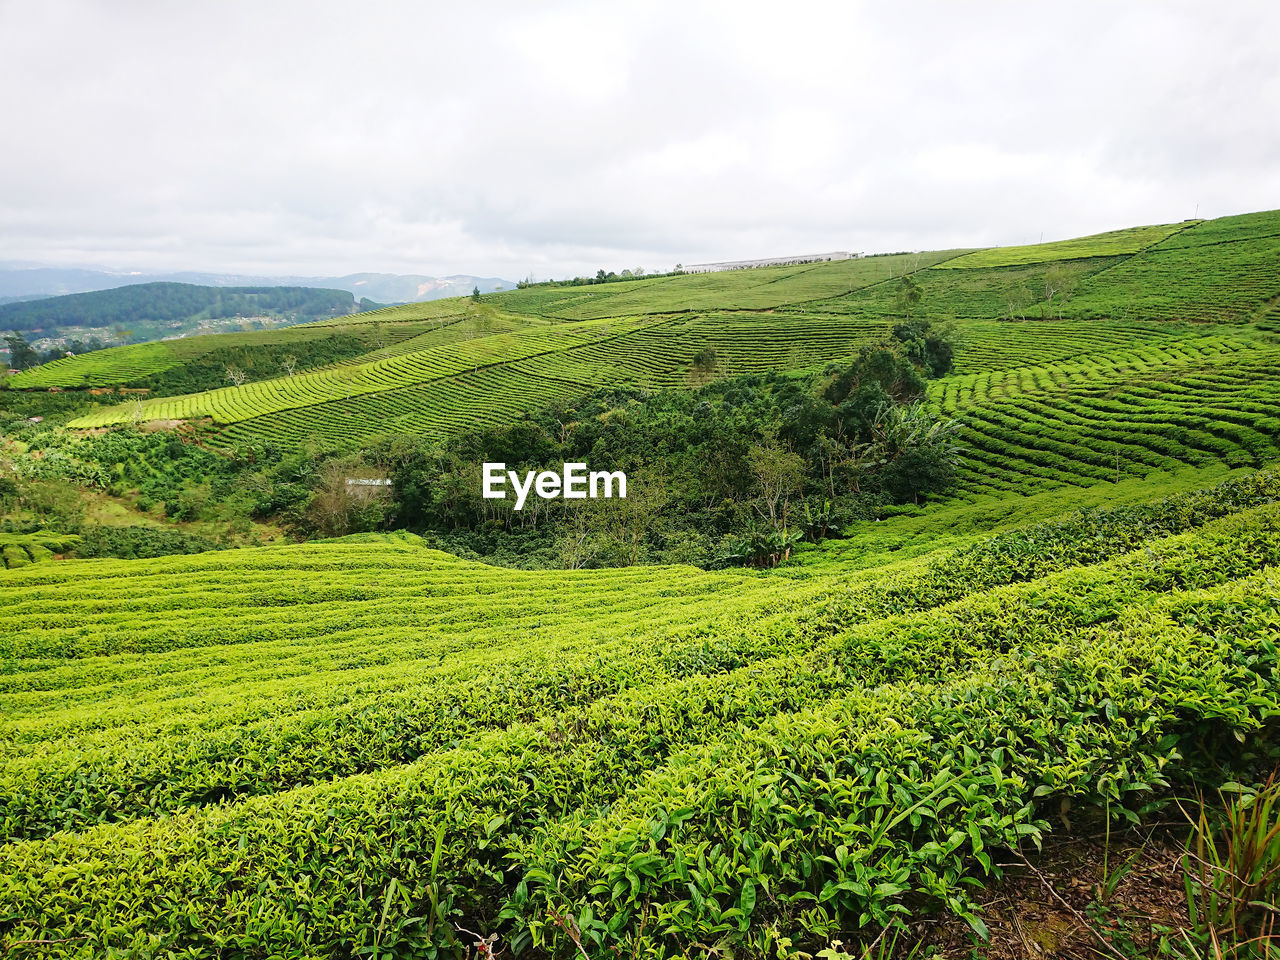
left=28, top=209, right=1276, bottom=455
left=2, top=471, right=1279, bottom=955
left=3, top=209, right=1280, bottom=956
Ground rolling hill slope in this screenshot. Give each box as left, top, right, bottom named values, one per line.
left=8, top=210, right=1271, bottom=461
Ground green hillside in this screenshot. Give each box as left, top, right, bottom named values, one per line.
left=933, top=220, right=1189, bottom=269
left=3, top=210, right=1280, bottom=957
left=10, top=210, right=1271, bottom=454
left=5, top=301, right=474, bottom=391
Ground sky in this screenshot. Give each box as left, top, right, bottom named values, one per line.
left=1, top=0, right=1277, bottom=281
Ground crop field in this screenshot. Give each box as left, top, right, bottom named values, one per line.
left=213, top=312, right=890, bottom=446
left=3, top=471, right=1280, bottom=955
left=64, top=318, right=632, bottom=429
left=1063, top=228, right=1280, bottom=322
left=939, top=338, right=1280, bottom=496
left=7, top=314, right=451, bottom=390
left=808, top=256, right=1126, bottom=319
left=215, top=318, right=1268, bottom=450
left=494, top=251, right=967, bottom=320
left=1148, top=208, right=1280, bottom=249
left=7, top=340, right=180, bottom=388
left=933, top=221, right=1190, bottom=269
left=940, top=318, right=1203, bottom=373
left=67, top=311, right=922, bottom=441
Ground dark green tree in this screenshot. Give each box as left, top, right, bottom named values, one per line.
left=691, top=347, right=718, bottom=383
left=4, top=332, right=39, bottom=370
left=891, top=317, right=958, bottom=377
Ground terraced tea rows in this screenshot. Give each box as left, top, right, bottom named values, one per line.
left=812, top=256, right=1125, bottom=319
left=1149, top=208, right=1280, bottom=249
left=937, top=318, right=1203, bottom=373
left=3, top=472, right=1279, bottom=955
left=65, top=318, right=637, bottom=429
left=217, top=365, right=596, bottom=446
left=8, top=341, right=179, bottom=388
left=6, top=210, right=1280, bottom=957
left=9, top=315, right=449, bottom=389
left=932, top=335, right=1280, bottom=496
left=1064, top=227, right=1280, bottom=322
left=222, top=319, right=1253, bottom=447
left=15, top=209, right=1277, bottom=456
left=70, top=311, right=931, bottom=443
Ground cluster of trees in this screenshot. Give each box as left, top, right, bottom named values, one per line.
left=3, top=333, right=38, bottom=370
left=8, top=426, right=333, bottom=543
left=74, top=525, right=216, bottom=559
left=3, top=332, right=107, bottom=370
left=364, top=319, right=962, bottom=568
left=0, top=282, right=358, bottom=333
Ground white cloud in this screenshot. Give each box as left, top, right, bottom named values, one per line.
left=0, top=0, right=1276, bottom=279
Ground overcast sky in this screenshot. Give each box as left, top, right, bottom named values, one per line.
left=1, top=0, right=1277, bottom=281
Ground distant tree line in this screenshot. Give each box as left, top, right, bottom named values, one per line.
left=0, top=282, right=357, bottom=333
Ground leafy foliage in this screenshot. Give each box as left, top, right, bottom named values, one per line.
left=72, top=524, right=217, bottom=559
left=380, top=347, right=962, bottom=567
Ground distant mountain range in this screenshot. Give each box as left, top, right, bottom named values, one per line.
left=0, top=265, right=515, bottom=305
left=0, top=282, right=375, bottom=355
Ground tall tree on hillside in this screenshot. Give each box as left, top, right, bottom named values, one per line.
left=690, top=347, right=718, bottom=385
left=747, top=434, right=806, bottom=528
left=1042, top=265, right=1078, bottom=319
left=3, top=333, right=39, bottom=370
left=603, top=460, right=669, bottom=565
left=894, top=275, right=924, bottom=322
